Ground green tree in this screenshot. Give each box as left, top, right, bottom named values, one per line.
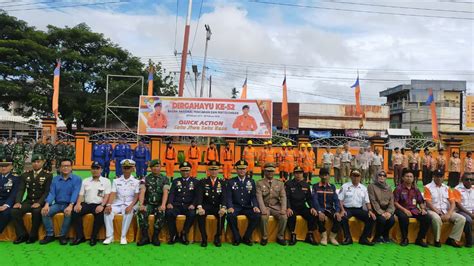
left=0, top=12, right=177, bottom=131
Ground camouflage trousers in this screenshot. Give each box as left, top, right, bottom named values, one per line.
left=137, top=204, right=166, bottom=231
left=13, top=159, right=24, bottom=175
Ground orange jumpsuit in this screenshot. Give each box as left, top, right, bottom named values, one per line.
left=285, top=149, right=297, bottom=174
left=263, top=148, right=277, bottom=165
left=147, top=111, right=167, bottom=128
left=232, top=115, right=257, bottom=131
left=164, top=147, right=176, bottom=177
left=206, top=147, right=219, bottom=162
left=221, top=148, right=233, bottom=179
left=304, top=149, right=316, bottom=174
left=298, top=149, right=306, bottom=168
left=279, top=148, right=287, bottom=173
left=187, top=146, right=201, bottom=177
left=243, top=146, right=257, bottom=172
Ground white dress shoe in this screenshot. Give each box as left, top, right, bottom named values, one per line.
left=103, top=236, right=114, bottom=245
left=120, top=237, right=127, bottom=245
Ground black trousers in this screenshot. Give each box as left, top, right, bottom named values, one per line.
left=317, top=209, right=341, bottom=233
left=71, top=203, right=104, bottom=240
left=0, top=205, right=12, bottom=234
left=197, top=207, right=225, bottom=241
left=342, top=207, right=374, bottom=241
left=11, top=202, right=42, bottom=238
left=422, top=166, right=432, bottom=185
left=165, top=205, right=196, bottom=238
left=227, top=207, right=261, bottom=241
left=395, top=209, right=431, bottom=240
left=373, top=214, right=395, bottom=239
left=287, top=208, right=316, bottom=232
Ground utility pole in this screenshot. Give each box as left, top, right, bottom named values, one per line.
left=178, top=0, right=192, bottom=97
left=208, top=75, right=212, bottom=98
left=200, top=24, right=212, bottom=97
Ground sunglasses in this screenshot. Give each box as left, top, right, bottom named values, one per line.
left=378, top=173, right=387, bottom=177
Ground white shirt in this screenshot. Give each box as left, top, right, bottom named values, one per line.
left=111, top=175, right=140, bottom=206
left=338, top=182, right=370, bottom=208
left=333, top=154, right=342, bottom=168
left=424, top=181, right=452, bottom=214
left=80, top=176, right=112, bottom=204
left=341, top=151, right=352, bottom=163
left=322, top=152, right=334, bottom=164
left=455, top=183, right=474, bottom=213
left=372, top=154, right=383, bottom=166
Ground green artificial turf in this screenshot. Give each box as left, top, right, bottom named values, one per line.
left=0, top=240, right=472, bottom=266
left=4, top=170, right=471, bottom=265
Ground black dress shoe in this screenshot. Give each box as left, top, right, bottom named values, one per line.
left=342, top=238, right=353, bottom=245
left=289, top=233, right=297, bottom=246
left=214, top=237, right=222, bottom=247
left=242, top=238, right=253, bottom=246
left=201, top=241, right=208, bottom=247
left=168, top=235, right=178, bottom=245
left=260, top=238, right=268, bottom=246
left=434, top=241, right=441, bottom=247
left=232, top=240, right=240, bottom=246
left=400, top=238, right=408, bottom=246
left=371, top=236, right=384, bottom=245
left=70, top=238, right=85, bottom=246
left=59, top=236, right=68, bottom=245
left=304, top=233, right=317, bottom=246
left=415, top=239, right=428, bottom=248
left=40, top=236, right=56, bottom=245
left=359, top=239, right=375, bottom=246
left=89, top=239, right=97, bottom=246
left=137, top=237, right=150, bottom=246
left=276, top=238, right=287, bottom=246
left=26, top=237, right=38, bottom=244
left=445, top=238, right=461, bottom=248
left=152, top=232, right=161, bottom=246
left=13, top=235, right=29, bottom=244
left=181, top=233, right=189, bottom=245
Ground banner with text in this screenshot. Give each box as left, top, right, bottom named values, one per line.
left=138, top=96, right=273, bottom=138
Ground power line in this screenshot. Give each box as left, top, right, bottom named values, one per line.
left=0, top=0, right=56, bottom=8
left=322, top=1, right=474, bottom=14
left=190, top=0, right=204, bottom=52
left=249, top=0, right=474, bottom=20
left=3, top=0, right=127, bottom=12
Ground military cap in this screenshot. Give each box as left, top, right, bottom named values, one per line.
left=0, top=156, right=13, bottom=166
left=319, top=167, right=330, bottom=176
left=235, top=160, right=248, bottom=169
left=207, top=160, right=220, bottom=170
left=31, top=154, right=45, bottom=161
left=179, top=161, right=191, bottom=171
left=350, top=169, right=361, bottom=176
left=263, top=163, right=276, bottom=171
left=294, top=166, right=304, bottom=173
left=121, top=159, right=136, bottom=167
left=149, top=159, right=161, bottom=167
left=91, top=161, right=102, bottom=169
left=433, top=169, right=444, bottom=177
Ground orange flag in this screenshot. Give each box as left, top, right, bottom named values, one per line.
left=425, top=88, right=439, bottom=140
left=52, top=60, right=61, bottom=119
left=240, top=78, right=247, bottom=99
left=281, top=76, right=289, bottom=131
left=147, top=65, right=154, bottom=96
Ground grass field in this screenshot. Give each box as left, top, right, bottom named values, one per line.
left=1, top=170, right=472, bottom=265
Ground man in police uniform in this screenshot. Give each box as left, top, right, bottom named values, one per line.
left=112, top=138, right=131, bottom=178
left=133, top=139, right=151, bottom=179
left=226, top=160, right=261, bottom=246
left=137, top=159, right=170, bottom=246
left=196, top=161, right=227, bottom=247
left=286, top=166, right=318, bottom=245
left=92, top=138, right=106, bottom=176
left=11, top=154, right=52, bottom=244
left=103, top=159, right=140, bottom=245
left=166, top=161, right=199, bottom=245
left=257, top=163, right=287, bottom=246
left=102, top=138, right=113, bottom=178
left=71, top=162, right=111, bottom=246
left=0, top=156, right=19, bottom=234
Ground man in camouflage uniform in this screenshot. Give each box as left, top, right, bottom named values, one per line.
left=5, top=138, right=14, bottom=159
left=0, top=140, right=5, bottom=159
left=43, top=138, right=55, bottom=172
left=65, top=140, right=76, bottom=163
left=12, top=138, right=28, bottom=175
left=137, top=159, right=170, bottom=246
left=33, top=139, right=46, bottom=157
left=54, top=139, right=67, bottom=175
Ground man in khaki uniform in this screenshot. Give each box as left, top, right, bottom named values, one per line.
left=256, top=163, right=287, bottom=246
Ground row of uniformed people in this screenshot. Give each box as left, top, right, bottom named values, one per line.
left=1, top=155, right=473, bottom=248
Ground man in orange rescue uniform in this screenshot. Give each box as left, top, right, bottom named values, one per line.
left=221, top=143, right=233, bottom=179
left=243, top=140, right=257, bottom=179
left=147, top=102, right=167, bottom=129
left=279, top=143, right=287, bottom=181
left=285, top=142, right=297, bottom=181
left=187, top=140, right=201, bottom=178
left=304, top=144, right=316, bottom=182
left=232, top=105, right=257, bottom=131
left=164, top=142, right=176, bottom=180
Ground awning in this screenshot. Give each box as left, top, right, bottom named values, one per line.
left=387, top=128, right=411, bottom=136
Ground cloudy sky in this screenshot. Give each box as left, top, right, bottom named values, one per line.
left=3, top=0, right=474, bottom=104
